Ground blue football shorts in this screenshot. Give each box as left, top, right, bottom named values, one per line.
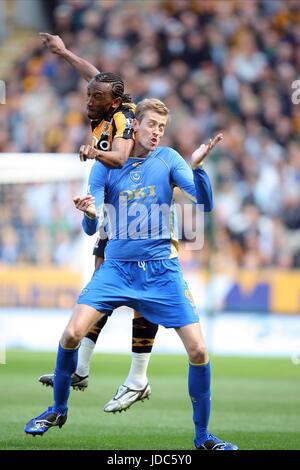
left=77, top=258, right=199, bottom=328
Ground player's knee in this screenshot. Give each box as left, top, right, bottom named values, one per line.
left=188, top=345, right=208, bottom=364
left=62, top=327, right=84, bottom=348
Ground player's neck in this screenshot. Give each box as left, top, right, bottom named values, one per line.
left=131, top=142, right=152, bottom=159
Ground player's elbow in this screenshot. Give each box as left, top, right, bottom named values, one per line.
left=103, top=156, right=126, bottom=169
left=84, top=228, right=96, bottom=235
left=82, top=219, right=97, bottom=236
left=117, top=152, right=128, bottom=168
left=204, top=195, right=213, bottom=212
left=115, top=148, right=130, bottom=168
left=113, top=159, right=125, bottom=169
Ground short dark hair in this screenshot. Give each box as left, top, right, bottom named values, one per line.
left=93, top=72, right=132, bottom=103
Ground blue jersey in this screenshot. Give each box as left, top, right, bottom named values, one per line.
left=83, top=146, right=213, bottom=261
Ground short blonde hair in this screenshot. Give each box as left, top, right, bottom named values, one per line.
left=135, top=98, right=170, bottom=122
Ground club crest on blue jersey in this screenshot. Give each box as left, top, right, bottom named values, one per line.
left=130, top=170, right=142, bottom=182
left=79, top=287, right=89, bottom=297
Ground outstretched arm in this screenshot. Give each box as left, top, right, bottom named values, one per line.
left=190, top=133, right=223, bottom=169
left=39, top=32, right=99, bottom=81
left=171, top=133, right=223, bottom=212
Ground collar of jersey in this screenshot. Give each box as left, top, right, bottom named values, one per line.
left=129, top=147, right=161, bottom=161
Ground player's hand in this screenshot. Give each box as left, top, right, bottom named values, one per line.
left=79, top=144, right=100, bottom=162
left=191, top=133, right=223, bottom=168
left=73, top=195, right=96, bottom=219
left=39, top=32, right=67, bottom=55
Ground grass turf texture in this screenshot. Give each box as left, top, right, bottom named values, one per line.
left=0, top=351, right=299, bottom=450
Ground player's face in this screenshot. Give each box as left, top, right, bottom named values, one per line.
left=134, top=111, right=168, bottom=152
left=86, top=81, right=119, bottom=120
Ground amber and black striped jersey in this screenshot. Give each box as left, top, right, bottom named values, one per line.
left=91, top=102, right=136, bottom=152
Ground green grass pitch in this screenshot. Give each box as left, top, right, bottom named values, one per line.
left=0, top=351, right=299, bottom=450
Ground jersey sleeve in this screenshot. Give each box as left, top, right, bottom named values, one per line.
left=112, top=107, right=135, bottom=140
left=170, top=149, right=213, bottom=212
left=82, top=162, right=108, bottom=235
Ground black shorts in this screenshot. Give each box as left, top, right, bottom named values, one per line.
left=93, top=237, right=108, bottom=258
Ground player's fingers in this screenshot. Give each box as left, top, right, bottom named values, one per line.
left=207, top=138, right=212, bottom=150
left=212, top=133, right=223, bottom=145
left=82, top=146, right=89, bottom=156
left=210, top=134, right=223, bottom=149
left=39, top=33, right=49, bottom=43
left=79, top=145, right=87, bottom=161
left=84, top=145, right=92, bottom=155
left=39, top=32, right=51, bottom=38
left=81, top=200, right=94, bottom=211
left=81, top=195, right=95, bottom=204
left=74, top=200, right=83, bottom=208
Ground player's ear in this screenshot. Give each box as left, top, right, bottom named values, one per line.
left=132, top=118, right=139, bottom=132
left=111, top=97, right=122, bottom=109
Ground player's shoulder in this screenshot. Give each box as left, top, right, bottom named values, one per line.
left=90, top=160, right=109, bottom=180
left=156, top=146, right=184, bottom=165
left=114, top=102, right=136, bottom=120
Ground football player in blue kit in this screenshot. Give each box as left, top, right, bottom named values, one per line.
left=25, top=96, right=238, bottom=450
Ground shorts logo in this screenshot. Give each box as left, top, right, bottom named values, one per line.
left=79, top=288, right=89, bottom=297
left=130, top=170, right=142, bottom=182
left=184, top=289, right=195, bottom=306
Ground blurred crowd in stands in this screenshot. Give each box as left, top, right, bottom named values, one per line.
left=1, top=0, right=300, bottom=270
left=0, top=181, right=83, bottom=265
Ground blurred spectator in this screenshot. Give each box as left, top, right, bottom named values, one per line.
left=0, top=181, right=82, bottom=266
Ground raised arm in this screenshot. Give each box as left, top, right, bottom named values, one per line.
left=171, top=133, right=223, bottom=212
left=190, top=133, right=223, bottom=169
left=39, top=32, right=99, bottom=81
